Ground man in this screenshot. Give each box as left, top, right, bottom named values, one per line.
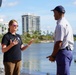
left=1, top=19, right=34, bottom=75
left=47, top=5, right=74, bottom=75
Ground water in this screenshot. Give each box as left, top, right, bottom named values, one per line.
left=0, top=42, right=76, bottom=75
left=21, top=42, right=76, bottom=75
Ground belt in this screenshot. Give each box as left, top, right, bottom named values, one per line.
left=60, top=46, right=71, bottom=51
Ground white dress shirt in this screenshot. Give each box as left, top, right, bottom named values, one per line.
left=54, top=17, right=74, bottom=50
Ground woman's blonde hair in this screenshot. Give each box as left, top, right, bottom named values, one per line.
left=8, top=19, right=18, bottom=32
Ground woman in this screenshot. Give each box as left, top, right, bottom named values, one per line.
left=1, top=19, right=34, bottom=75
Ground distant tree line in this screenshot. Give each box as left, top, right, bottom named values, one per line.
left=0, top=31, right=76, bottom=43
left=21, top=31, right=54, bottom=43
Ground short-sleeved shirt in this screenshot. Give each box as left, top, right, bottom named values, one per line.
left=54, top=17, right=74, bottom=50
left=1, top=32, right=23, bottom=62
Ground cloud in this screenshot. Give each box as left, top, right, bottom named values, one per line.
left=0, top=15, right=6, bottom=19
left=73, top=1, right=76, bottom=5
left=7, top=1, right=18, bottom=7
left=2, top=0, right=6, bottom=2
left=2, top=0, right=19, bottom=7
left=0, top=19, right=3, bottom=22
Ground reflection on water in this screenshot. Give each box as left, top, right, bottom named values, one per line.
left=22, top=43, right=76, bottom=75
left=0, top=46, right=3, bottom=68
left=0, top=43, right=76, bottom=75
left=22, top=43, right=55, bottom=75
left=0, top=54, right=3, bottom=68
left=23, top=59, right=40, bottom=71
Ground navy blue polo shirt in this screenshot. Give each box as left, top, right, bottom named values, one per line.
left=1, top=32, right=23, bottom=62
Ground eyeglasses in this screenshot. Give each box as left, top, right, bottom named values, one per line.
left=12, top=24, right=18, bottom=27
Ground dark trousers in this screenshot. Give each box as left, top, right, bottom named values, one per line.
left=4, top=60, right=21, bottom=75
left=56, top=49, right=73, bottom=75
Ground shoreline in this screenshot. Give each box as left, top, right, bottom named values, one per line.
left=40, top=40, right=54, bottom=43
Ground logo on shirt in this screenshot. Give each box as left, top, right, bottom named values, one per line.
left=17, top=37, right=20, bottom=41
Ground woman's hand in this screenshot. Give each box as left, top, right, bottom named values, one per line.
left=21, top=39, right=34, bottom=51
left=28, top=39, right=34, bottom=46
left=10, top=39, right=18, bottom=47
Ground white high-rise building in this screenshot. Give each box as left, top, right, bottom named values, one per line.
left=22, top=13, right=40, bottom=34
left=0, top=19, right=8, bottom=34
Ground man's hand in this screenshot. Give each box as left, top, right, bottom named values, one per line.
left=46, top=55, right=55, bottom=62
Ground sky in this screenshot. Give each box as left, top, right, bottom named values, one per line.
left=0, top=0, right=76, bottom=34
